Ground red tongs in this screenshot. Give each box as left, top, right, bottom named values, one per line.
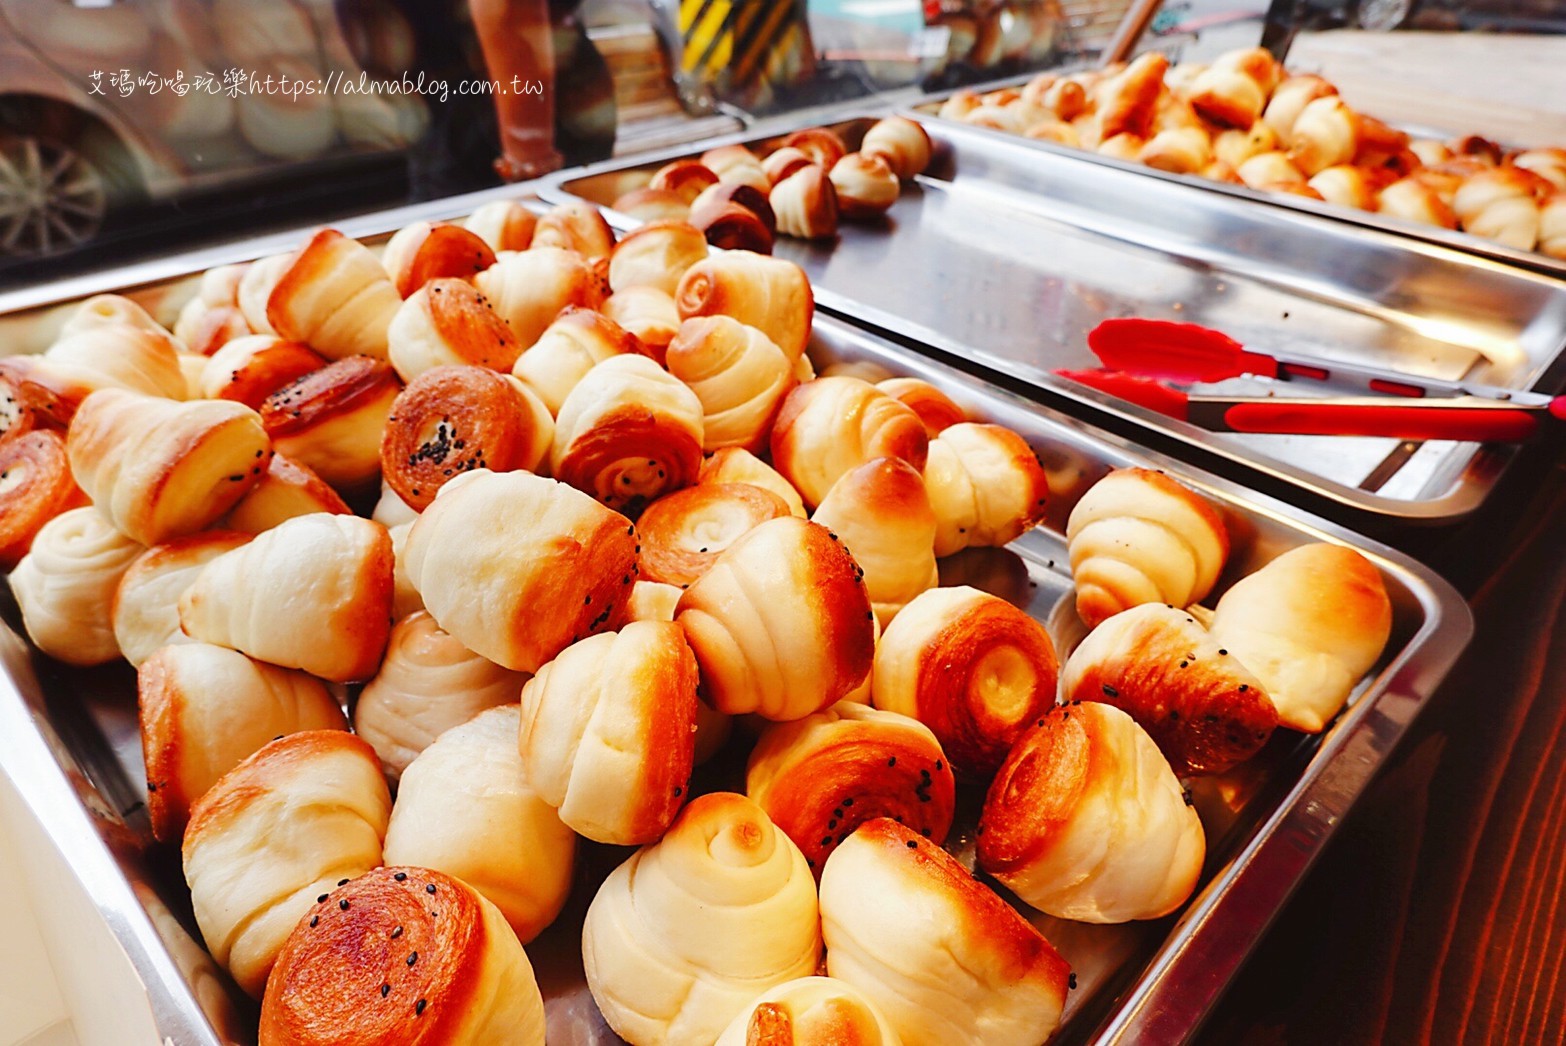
left=1058, top=318, right=1566, bottom=442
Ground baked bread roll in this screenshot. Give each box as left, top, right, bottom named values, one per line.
left=677, top=516, right=875, bottom=720
left=1060, top=602, right=1277, bottom=775
left=667, top=316, right=796, bottom=452
left=922, top=422, right=1049, bottom=557
left=1453, top=167, right=1549, bottom=250
left=628, top=579, right=683, bottom=622
left=67, top=389, right=270, bottom=546
left=1237, top=150, right=1308, bottom=190
left=511, top=306, right=640, bottom=415
left=1513, top=148, right=1566, bottom=193
left=603, top=286, right=682, bottom=363
left=463, top=198, right=537, bottom=251
left=772, top=165, right=840, bottom=240
left=871, top=585, right=1058, bottom=779
left=582, top=792, right=822, bottom=1046
left=113, top=531, right=251, bottom=667
left=260, top=356, right=400, bottom=493
left=748, top=702, right=955, bottom=875
left=519, top=620, right=699, bottom=844
left=784, top=128, right=849, bottom=170
left=675, top=251, right=813, bottom=363
left=1066, top=466, right=1228, bottom=628
left=352, top=610, right=524, bottom=781
left=1208, top=543, right=1392, bottom=733
left=222, top=453, right=350, bottom=534
left=1140, top=127, right=1213, bottom=174
left=1187, top=62, right=1268, bottom=129
left=532, top=200, right=617, bottom=260
left=861, top=116, right=932, bottom=179
left=387, top=277, right=522, bottom=382
left=703, top=144, right=770, bottom=188
left=174, top=263, right=250, bottom=353
left=380, top=366, right=552, bottom=511
left=1211, top=122, right=1280, bottom=170
left=1379, top=176, right=1459, bottom=228
left=715, top=977, right=904, bottom=1046
left=690, top=196, right=777, bottom=254
left=874, top=378, right=965, bottom=437
left=701, top=447, right=807, bottom=517
left=139, top=642, right=344, bottom=843
left=179, top=513, right=393, bottom=682
left=551, top=354, right=704, bottom=511
left=978, top=702, right=1204, bottom=922
left=1308, top=165, right=1382, bottom=210
left=811, top=458, right=937, bottom=625
left=258, top=866, right=546, bottom=1045
left=937, top=90, right=980, bottom=121
left=1262, top=73, right=1337, bottom=140
left=1542, top=192, right=1566, bottom=260
left=764, top=146, right=814, bottom=186
left=613, top=187, right=692, bottom=223
left=818, top=818, right=1072, bottom=1046
left=1287, top=96, right=1361, bottom=176
left=403, top=469, right=637, bottom=672
left=183, top=731, right=390, bottom=998
left=0, top=430, right=88, bottom=570
left=473, top=246, right=604, bottom=351
left=830, top=153, right=900, bottom=219
left=382, top=705, right=574, bottom=941
left=1097, top=52, right=1168, bottom=140
left=266, top=229, right=401, bottom=361
left=608, top=221, right=710, bottom=297
left=772, top=377, right=928, bottom=509
left=22, top=321, right=187, bottom=419
left=1098, top=133, right=1145, bottom=162
left=638, top=482, right=790, bottom=588
left=9, top=506, right=142, bottom=665
left=650, top=159, right=720, bottom=204
left=379, top=220, right=496, bottom=298
left=200, top=335, right=325, bottom=409
left=236, top=253, right=291, bottom=336
left=1024, top=119, right=1081, bottom=147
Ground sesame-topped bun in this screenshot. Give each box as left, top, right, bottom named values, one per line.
left=810, top=457, right=938, bottom=626
left=266, top=229, right=401, bottom=361
left=387, top=278, right=521, bottom=383
left=379, top=220, right=496, bottom=298
left=260, top=356, right=401, bottom=494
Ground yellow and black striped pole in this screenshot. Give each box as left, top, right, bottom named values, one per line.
left=676, top=0, right=813, bottom=97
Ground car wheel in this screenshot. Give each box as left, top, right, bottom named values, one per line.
left=1355, top=0, right=1417, bottom=30
left=0, top=134, right=108, bottom=257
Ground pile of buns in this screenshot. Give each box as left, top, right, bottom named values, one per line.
left=611, top=116, right=933, bottom=249
left=0, top=198, right=1394, bottom=1045
left=938, top=47, right=1566, bottom=258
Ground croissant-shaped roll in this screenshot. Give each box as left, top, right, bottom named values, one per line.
left=1208, top=544, right=1392, bottom=733
left=0, top=430, right=88, bottom=570
left=1151, top=90, right=1205, bottom=134
left=67, top=389, right=270, bottom=545
left=783, top=127, right=848, bottom=170
left=771, top=377, right=928, bottom=509
left=937, top=90, right=980, bottom=121
left=716, top=976, right=904, bottom=1046
left=764, top=146, right=815, bottom=187
left=861, top=116, right=932, bottom=180
left=380, top=220, right=496, bottom=298
left=582, top=792, right=822, bottom=1046
left=1097, top=52, right=1168, bottom=140
left=1139, top=127, right=1213, bottom=174
left=266, top=229, right=400, bottom=361
left=692, top=200, right=778, bottom=254
left=666, top=316, right=796, bottom=453
left=1288, top=96, right=1361, bottom=176
left=1211, top=121, right=1279, bottom=169
left=352, top=610, right=525, bottom=782
left=198, top=335, right=324, bottom=409
left=1065, top=466, right=1227, bottom=628
left=675, top=251, right=814, bottom=364
left=532, top=200, right=617, bottom=260
left=1098, top=132, right=1146, bottom=162
left=386, top=276, right=521, bottom=382
left=701, top=446, right=807, bottom=517
left=519, top=621, right=699, bottom=844
left=748, top=702, right=955, bottom=875
left=870, top=585, right=1058, bottom=779
left=819, top=818, right=1072, bottom=1046
left=1019, top=72, right=1058, bottom=107
left=811, top=458, right=937, bottom=625
left=403, top=469, right=638, bottom=672
left=138, top=642, right=344, bottom=843
left=1453, top=167, right=1549, bottom=250
left=1542, top=193, right=1566, bottom=260
left=1379, top=176, right=1459, bottom=228
left=113, top=531, right=251, bottom=667
left=692, top=180, right=779, bottom=233
left=463, top=198, right=537, bottom=252
left=677, top=516, right=875, bottom=720
left=1308, top=165, right=1382, bottom=210
left=921, top=422, right=1048, bottom=557
left=380, top=366, right=552, bottom=511
left=551, top=354, right=704, bottom=511
left=1408, top=137, right=1454, bottom=166
left=703, top=143, right=770, bottom=187
left=829, top=153, right=901, bottom=219
left=9, top=507, right=142, bottom=665
left=223, top=453, right=350, bottom=534
left=1187, top=65, right=1269, bottom=129
left=234, top=253, right=289, bottom=335
left=876, top=377, right=965, bottom=436
left=258, top=866, right=546, bottom=1045
left=382, top=705, right=574, bottom=941
left=1261, top=74, right=1337, bottom=140
left=182, top=731, right=390, bottom=998
left=650, top=159, right=721, bottom=204
left=613, top=186, right=692, bottom=224
left=606, top=220, right=710, bottom=297
left=978, top=702, right=1204, bottom=922
left=1061, top=602, right=1277, bottom=775
left=1513, top=148, right=1566, bottom=193
left=637, top=482, right=790, bottom=588
left=603, top=285, right=682, bottom=363
left=41, top=320, right=189, bottom=402
left=176, top=300, right=251, bottom=359
left=1237, top=150, right=1308, bottom=190
left=473, top=246, right=604, bottom=351
left=772, top=165, right=840, bottom=240
left=259, top=356, right=398, bottom=494
left=179, top=513, right=393, bottom=682
left=511, top=306, right=640, bottom=415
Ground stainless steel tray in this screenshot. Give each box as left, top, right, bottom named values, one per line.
left=544, top=117, right=1566, bottom=527
left=0, top=209, right=1469, bottom=1044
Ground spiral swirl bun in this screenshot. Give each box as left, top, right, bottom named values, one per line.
left=0, top=430, right=88, bottom=570
left=772, top=377, right=929, bottom=509
left=473, top=247, right=604, bottom=351
left=861, top=116, right=932, bottom=180
left=10, top=506, right=143, bottom=665
left=638, top=482, right=790, bottom=588
left=666, top=315, right=797, bottom=452
left=532, top=200, right=617, bottom=260
left=675, top=251, right=813, bottom=363
left=386, top=277, right=521, bottom=382
left=608, top=220, right=710, bottom=297
left=875, top=377, right=965, bottom=436
left=511, top=307, right=641, bottom=415
left=811, top=457, right=938, bottom=626
left=266, top=229, right=401, bottom=361
left=829, top=153, right=901, bottom=219
left=771, top=165, right=840, bottom=240
left=700, top=447, right=807, bottom=517
left=379, top=220, right=496, bottom=298
left=463, top=199, right=537, bottom=252
left=582, top=792, right=822, bottom=1046
left=782, top=127, right=849, bottom=170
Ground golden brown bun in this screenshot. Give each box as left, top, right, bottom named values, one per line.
left=922, top=423, right=1049, bottom=557
left=1379, top=176, right=1459, bottom=228
left=183, top=731, right=390, bottom=998
left=602, top=286, right=682, bottom=363
left=0, top=430, right=88, bottom=570
left=818, top=818, right=1072, bottom=1046
left=112, top=531, right=251, bottom=667
left=200, top=335, right=325, bottom=409
left=260, top=356, right=400, bottom=493
left=701, top=447, right=807, bottom=517
left=1454, top=166, right=1550, bottom=250
left=1140, top=126, right=1213, bottom=174
left=222, top=453, right=350, bottom=534
left=1066, top=466, right=1228, bottom=628
left=811, top=457, right=937, bottom=625
left=402, top=469, right=637, bottom=673
left=1262, top=74, right=1337, bottom=140
left=608, top=220, right=710, bottom=297
left=532, top=200, right=617, bottom=260
left=382, top=706, right=574, bottom=942
left=138, top=642, right=344, bottom=843
left=1308, top=164, right=1383, bottom=210
left=784, top=128, right=849, bottom=170
left=764, top=146, right=815, bottom=186
left=179, top=513, right=393, bottom=683
left=702, top=143, right=769, bottom=185
left=638, top=482, right=790, bottom=588
left=1237, top=150, right=1307, bottom=189
left=861, top=117, right=932, bottom=180
left=690, top=197, right=778, bottom=254
left=380, top=366, right=552, bottom=511
left=387, top=277, right=522, bottom=382
left=1211, top=122, right=1280, bottom=170
left=1208, top=543, right=1392, bottom=733
left=612, top=187, right=692, bottom=224
left=508, top=304, right=637, bottom=414
left=667, top=316, right=797, bottom=453
left=747, top=702, right=955, bottom=875
left=771, top=165, right=840, bottom=240
left=1060, top=602, right=1278, bottom=776
left=379, top=220, right=496, bottom=298
left=1287, top=96, right=1362, bottom=176
left=9, top=506, right=142, bottom=665
left=677, top=516, right=875, bottom=720
left=267, top=229, right=401, bottom=360
left=771, top=377, right=929, bottom=509
left=463, top=199, right=537, bottom=252
left=715, top=977, right=904, bottom=1046
left=519, top=621, right=699, bottom=844
left=582, top=792, right=821, bottom=1045
left=352, top=610, right=525, bottom=782
left=1513, top=148, right=1566, bottom=193
left=874, top=378, right=965, bottom=437
left=830, top=153, right=900, bottom=219
left=473, top=247, right=604, bottom=351
left=675, top=251, right=814, bottom=363
left=650, top=159, right=721, bottom=204
left=871, top=586, right=1058, bottom=779
left=258, top=866, right=545, bottom=1045
left=1097, top=52, right=1168, bottom=139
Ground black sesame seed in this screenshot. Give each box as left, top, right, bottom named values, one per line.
left=381, top=983, right=391, bottom=998
left=408, top=952, right=418, bottom=966
left=426, top=883, right=437, bottom=895
left=309, top=915, right=318, bottom=928
left=843, top=798, right=854, bottom=806
left=1218, top=649, right=1227, bottom=655
left=1238, top=684, right=1249, bottom=692
left=673, top=786, right=683, bottom=797
left=338, top=879, right=350, bottom=886
left=907, top=840, right=918, bottom=849
left=887, top=757, right=896, bottom=767
left=318, top=894, right=330, bottom=904
left=391, top=925, right=403, bottom=938
left=821, top=835, right=833, bottom=846
left=394, top=872, right=408, bottom=881
left=1069, top=973, right=1079, bottom=990
left=340, top=899, right=351, bottom=910
left=416, top=999, right=427, bottom=1016
left=1102, top=684, right=1119, bottom=697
